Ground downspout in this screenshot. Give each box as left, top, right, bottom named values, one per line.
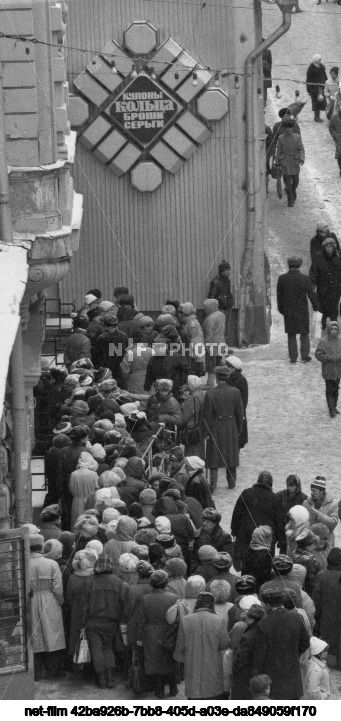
left=238, top=0, right=295, bottom=347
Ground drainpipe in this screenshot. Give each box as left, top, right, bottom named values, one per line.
left=238, top=0, right=295, bottom=347
left=0, top=65, right=30, bottom=525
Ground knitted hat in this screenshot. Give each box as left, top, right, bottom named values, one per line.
left=161, top=304, right=176, bottom=316
left=98, top=301, right=114, bottom=312
left=137, top=560, right=154, bottom=578
left=102, top=508, right=120, bottom=524
left=69, top=425, right=89, bottom=441
left=311, top=476, right=326, bottom=491
left=185, top=575, right=206, bottom=598
left=197, top=545, right=217, bottom=562
left=273, top=554, right=293, bottom=574
left=71, top=400, right=89, bottom=415
left=150, top=569, right=169, bottom=589
left=53, top=421, right=72, bottom=436
left=29, top=534, right=44, bottom=548
left=322, top=237, right=336, bottom=247
left=86, top=539, right=103, bottom=555
left=327, top=547, right=341, bottom=566
left=209, top=579, right=231, bottom=603
left=40, top=504, right=60, bottom=523
left=179, top=302, right=196, bottom=316
left=213, top=552, right=232, bottom=571
left=91, top=443, right=106, bottom=460
left=185, top=456, right=205, bottom=471
left=235, top=575, right=256, bottom=594
left=94, top=554, right=114, bottom=574
left=125, top=456, right=145, bottom=478
left=98, top=379, right=117, bottom=393
left=165, top=558, right=187, bottom=578
left=43, top=539, right=63, bottom=560
left=225, top=355, right=243, bottom=370
left=202, top=508, right=221, bottom=524
left=139, top=488, right=157, bottom=505
left=154, top=516, right=172, bottom=534
left=138, top=315, right=154, bottom=327
left=156, top=314, right=177, bottom=328
left=135, top=528, right=157, bottom=546
left=155, top=533, right=175, bottom=549
left=215, top=365, right=231, bottom=380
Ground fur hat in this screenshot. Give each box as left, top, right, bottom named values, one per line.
left=202, top=508, right=221, bottom=524
left=215, top=365, right=230, bottom=380
left=135, top=528, right=157, bottom=546
left=209, top=579, right=231, bottom=603
left=273, top=554, right=293, bottom=574
left=74, top=515, right=99, bottom=539
left=155, top=533, right=175, bottom=549
left=261, top=587, right=285, bottom=605
left=72, top=548, right=98, bottom=572
left=53, top=421, right=72, bottom=436
left=105, top=519, right=119, bottom=539
left=52, top=434, right=72, bottom=449
left=150, top=569, right=169, bottom=589
left=43, top=539, right=63, bottom=560
left=213, top=552, right=233, bottom=571
left=86, top=539, right=103, bottom=555
left=165, top=558, right=187, bottom=578
left=29, top=534, right=45, bottom=548
left=185, top=575, right=206, bottom=598
left=119, top=552, right=139, bottom=573
left=69, top=426, right=90, bottom=441
left=139, top=488, right=157, bottom=505
left=287, top=257, right=302, bottom=269
left=39, top=504, right=60, bottom=523
left=58, top=531, right=75, bottom=556
left=179, top=302, right=196, bottom=316
left=91, top=443, right=106, bottom=460
left=235, top=575, right=256, bottom=594
left=71, top=400, right=89, bottom=415
left=137, top=560, right=154, bottom=578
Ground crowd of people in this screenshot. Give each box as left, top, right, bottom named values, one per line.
left=23, top=281, right=341, bottom=700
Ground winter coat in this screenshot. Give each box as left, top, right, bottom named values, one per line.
left=64, top=331, right=92, bottom=368
left=313, top=562, right=341, bottom=659
left=329, top=113, right=341, bottom=158
left=310, top=248, right=341, bottom=316
left=315, top=326, right=341, bottom=381
left=231, top=623, right=259, bottom=700
left=277, top=268, right=318, bottom=335
left=208, top=274, right=234, bottom=311
left=181, top=314, right=205, bottom=363
left=225, top=370, right=248, bottom=448
left=303, top=494, right=339, bottom=544
left=252, top=607, right=310, bottom=699
left=167, top=577, right=186, bottom=600
left=305, top=657, right=331, bottom=700
left=174, top=607, right=229, bottom=699
left=185, top=469, right=215, bottom=511
left=166, top=513, right=194, bottom=564
left=120, top=344, right=153, bottom=394
left=44, top=447, right=64, bottom=504
left=29, top=553, right=65, bottom=653
left=39, top=520, right=61, bottom=543
left=125, top=578, right=152, bottom=647
left=60, top=442, right=88, bottom=529
left=146, top=391, right=183, bottom=428
left=203, top=384, right=243, bottom=468
left=193, top=525, right=234, bottom=564
left=275, top=132, right=305, bottom=175
left=310, top=231, right=340, bottom=263
left=65, top=572, right=92, bottom=655
left=181, top=389, right=205, bottom=458
left=193, top=560, right=217, bottom=583
left=144, top=353, right=190, bottom=399
left=276, top=483, right=308, bottom=525
left=231, top=484, right=286, bottom=564
left=119, top=476, right=146, bottom=507
left=81, top=572, right=127, bottom=627
left=291, top=550, right=321, bottom=597
left=207, top=570, right=239, bottom=602
left=69, top=468, right=99, bottom=531
left=269, top=119, right=301, bottom=157
left=306, top=62, right=327, bottom=107
left=242, top=548, right=272, bottom=590
left=203, top=307, right=226, bottom=351
left=95, top=328, right=128, bottom=379
left=104, top=517, right=138, bottom=568
left=137, top=588, right=178, bottom=676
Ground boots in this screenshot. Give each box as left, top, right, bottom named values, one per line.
left=326, top=394, right=337, bottom=417
left=97, top=671, right=107, bottom=688
left=334, top=391, right=340, bottom=414
left=314, top=110, right=323, bottom=123
left=105, top=668, right=115, bottom=688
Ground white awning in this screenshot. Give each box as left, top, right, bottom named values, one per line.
left=0, top=244, right=28, bottom=412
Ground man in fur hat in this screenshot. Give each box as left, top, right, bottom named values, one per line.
left=277, top=256, right=318, bottom=363
left=275, top=118, right=305, bottom=207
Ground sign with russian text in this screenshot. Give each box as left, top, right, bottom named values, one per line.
left=106, top=74, right=183, bottom=148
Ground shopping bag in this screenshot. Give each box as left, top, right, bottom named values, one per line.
left=73, top=627, right=91, bottom=665
left=312, top=311, right=322, bottom=340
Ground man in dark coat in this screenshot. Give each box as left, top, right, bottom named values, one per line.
left=208, top=260, right=234, bottom=342
left=202, top=365, right=243, bottom=490
left=277, top=256, right=318, bottom=363
left=313, top=547, right=341, bottom=668
left=95, top=315, right=128, bottom=381
left=231, top=604, right=266, bottom=700
left=231, top=471, right=286, bottom=571
left=310, top=220, right=340, bottom=263
left=310, top=236, right=341, bottom=329
left=306, top=54, right=327, bottom=122
left=275, top=119, right=305, bottom=207
left=224, top=355, right=248, bottom=448
left=251, top=588, right=310, bottom=699
left=64, top=316, right=92, bottom=369
left=329, top=105, right=341, bottom=176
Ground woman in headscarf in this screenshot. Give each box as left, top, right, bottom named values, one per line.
left=103, top=515, right=138, bottom=568
left=146, top=379, right=183, bottom=429
left=223, top=356, right=248, bottom=449
left=69, top=452, right=99, bottom=531
left=166, top=574, right=206, bottom=625
left=276, top=474, right=308, bottom=525
left=136, top=570, right=178, bottom=699
left=286, top=504, right=310, bottom=556
left=210, top=579, right=233, bottom=624
left=310, top=523, right=332, bottom=570
left=180, top=375, right=205, bottom=458
left=165, top=558, right=187, bottom=599
left=184, top=457, right=215, bottom=510
left=59, top=425, right=90, bottom=531
left=65, top=548, right=98, bottom=665
left=81, top=555, right=127, bottom=688
left=242, top=525, right=273, bottom=589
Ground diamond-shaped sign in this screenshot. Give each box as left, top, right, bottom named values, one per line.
left=104, top=74, right=184, bottom=149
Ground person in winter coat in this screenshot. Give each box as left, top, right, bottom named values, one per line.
left=124, top=561, right=154, bottom=649
left=44, top=434, right=71, bottom=505
left=104, top=516, right=138, bottom=568
left=231, top=471, right=286, bottom=571
left=193, top=508, right=234, bottom=567
left=285, top=504, right=310, bottom=556
left=166, top=574, right=206, bottom=624
left=315, top=320, right=341, bottom=416
left=210, top=579, right=233, bottom=624
left=174, top=591, right=230, bottom=700
left=231, top=604, right=266, bottom=700
left=59, top=425, right=90, bottom=530
left=329, top=105, right=341, bottom=176
left=291, top=529, right=321, bottom=597
left=202, top=365, right=244, bottom=490
left=144, top=332, right=190, bottom=401
left=276, top=474, right=307, bottom=526
left=275, top=118, right=305, bottom=207
left=146, top=378, right=183, bottom=428
left=81, top=554, right=127, bottom=689
left=29, top=533, right=66, bottom=680
left=252, top=587, right=310, bottom=699
left=165, top=558, right=187, bottom=599
left=310, top=523, right=332, bottom=570
left=203, top=298, right=226, bottom=388
left=260, top=554, right=303, bottom=608
left=178, top=302, right=206, bottom=375
left=184, top=456, right=215, bottom=511
left=208, top=260, right=234, bottom=343
left=207, top=552, right=239, bottom=602
left=313, top=547, right=341, bottom=668
left=120, top=334, right=153, bottom=394
left=310, top=240, right=341, bottom=330
left=277, top=256, right=318, bottom=363
left=305, top=637, right=331, bottom=700
left=65, top=548, right=98, bottom=660
left=69, top=452, right=99, bottom=531
left=288, top=564, right=316, bottom=631
left=136, top=570, right=178, bottom=699
left=119, top=456, right=146, bottom=507
left=95, top=316, right=128, bottom=381
left=306, top=54, right=327, bottom=122
left=180, top=376, right=205, bottom=458
left=223, top=355, right=249, bottom=448
left=310, top=220, right=340, bottom=263
left=303, top=477, right=339, bottom=544
left=64, top=317, right=92, bottom=370
left=39, top=504, right=62, bottom=542
left=242, top=526, right=273, bottom=590
left=193, top=544, right=219, bottom=582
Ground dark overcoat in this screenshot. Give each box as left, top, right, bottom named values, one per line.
left=306, top=62, right=327, bottom=109
left=277, top=269, right=318, bottom=334
left=65, top=573, right=89, bottom=656
left=313, top=566, right=341, bottom=660
left=252, top=608, right=310, bottom=699
left=231, top=484, right=286, bottom=563
left=125, top=578, right=153, bottom=647
left=310, top=248, right=341, bottom=315
left=225, top=370, right=248, bottom=448
left=136, top=588, right=178, bottom=676
left=231, top=624, right=259, bottom=700
left=203, top=384, right=243, bottom=468
left=310, top=231, right=340, bottom=263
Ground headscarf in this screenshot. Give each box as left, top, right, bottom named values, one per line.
left=197, top=545, right=217, bottom=562
left=188, top=375, right=203, bottom=391
left=72, top=548, right=98, bottom=575
left=194, top=591, right=216, bottom=613
left=115, top=516, right=138, bottom=541
left=185, top=575, right=206, bottom=598
left=256, top=471, right=273, bottom=488
left=165, top=558, right=187, bottom=578
left=249, top=525, right=272, bottom=551
left=43, top=539, right=63, bottom=560
left=77, top=452, right=98, bottom=472
left=94, top=554, right=114, bottom=574
left=186, top=457, right=205, bottom=471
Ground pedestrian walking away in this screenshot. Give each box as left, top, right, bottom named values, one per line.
left=275, top=119, right=305, bottom=206
left=277, top=256, right=318, bottom=363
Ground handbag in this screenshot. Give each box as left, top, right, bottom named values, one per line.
left=129, top=646, right=147, bottom=695
left=73, top=627, right=91, bottom=665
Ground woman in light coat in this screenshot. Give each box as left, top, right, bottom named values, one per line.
left=69, top=451, right=98, bottom=531
left=305, top=637, right=331, bottom=700
left=29, top=533, right=65, bottom=680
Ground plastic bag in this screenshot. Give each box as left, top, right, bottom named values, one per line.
left=73, top=627, right=91, bottom=665
left=312, top=311, right=322, bottom=340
